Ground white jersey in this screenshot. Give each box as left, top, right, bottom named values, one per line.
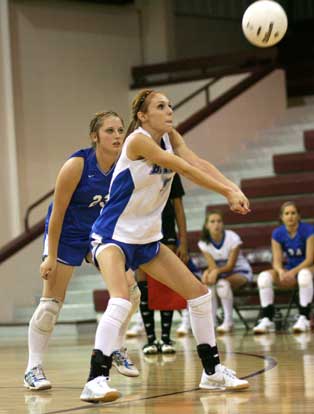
left=198, top=230, right=252, bottom=275
left=91, top=126, right=175, bottom=244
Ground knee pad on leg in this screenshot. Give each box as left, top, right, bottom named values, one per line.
left=257, top=271, right=273, bottom=289
left=187, top=291, right=211, bottom=317
left=129, top=283, right=141, bottom=316
left=216, top=279, right=233, bottom=300
left=30, top=297, right=62, bottom=335
left=104, top=298, right=132, bottom=329
left=298, top=269, right=313, bottom=287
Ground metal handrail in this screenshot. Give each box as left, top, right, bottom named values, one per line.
left=172, top=78, right=221, bottom=111
left=24, top=189, right=54, bottom=231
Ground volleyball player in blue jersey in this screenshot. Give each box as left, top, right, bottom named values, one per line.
left=253, top=201, right=314, bottom=334
left=80, top=89, right=250, bottom=403
left=24, top=111, right=140, bottom=391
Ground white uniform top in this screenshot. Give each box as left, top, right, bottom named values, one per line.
left=198, top=229, right=252, bottom=275
left=91, top=126, right=175, bottom=244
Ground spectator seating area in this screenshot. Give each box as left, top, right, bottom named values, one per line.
left=188, top=129, right=314, bottom=329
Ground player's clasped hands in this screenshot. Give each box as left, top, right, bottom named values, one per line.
left=227, top=189, right=250, bottom=215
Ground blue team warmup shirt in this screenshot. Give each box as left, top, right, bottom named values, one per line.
left=272, top=222, right=314, bottom=270
left=44, top=147, right=114, bottom=266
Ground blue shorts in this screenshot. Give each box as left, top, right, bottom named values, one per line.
left=218, top=268, right=253, bottom=282
left=43, top=233, right=90, bottom=267
left=90, top=233, right=160, bottom=271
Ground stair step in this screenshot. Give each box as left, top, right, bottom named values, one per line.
left=273, top=151, right=314, bottom=174
left=205, top=195, right=314, bottom=226
left=241, top=172, right=314, bottom=198
left=304, top=130, right=314, bottom=151
left=69, top=274, right=105, bottom=290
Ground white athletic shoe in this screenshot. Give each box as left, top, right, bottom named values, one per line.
left=80, top=376, right=120, bottom=403
left=292, top=315, right=310, bottom=333
left=24, top=365, right=52, bottom=390
left=253, top=317, right=275, bottom=334
left=143, top=341, right=159, bottom=355
left=216, top=321, right=233, bottom=334
left=199, top=364, right=249, bottom=391
left=160, top=340, right=176, bottom=354
left=112, top=347, right=139, bottom=377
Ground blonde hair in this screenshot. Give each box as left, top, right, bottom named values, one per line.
left=89, top=111, right=124, bottom=147
left=125, top=89, right=156, bottom=137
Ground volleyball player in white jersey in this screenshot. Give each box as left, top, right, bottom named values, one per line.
left=199, top=210, right=253, bottom=333
left=80, top=89, right=250, bottom=403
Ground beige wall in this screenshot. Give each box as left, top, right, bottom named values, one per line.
left=1, top=0, right=142, bottom=322
left=9, top=0, right=141, bottom=228
left=0, top=37, right=12, bottom=245
left=183, top=69, right=286, bottom=191
left=0, top=239, right=42, bottom=323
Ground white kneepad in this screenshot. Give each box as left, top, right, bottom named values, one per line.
left=257, top=271, right=273, bottom=289
left=30, top=297, right=62, bottom=335
left=187, top=291, right=211, bottom=317
left=105, top=298, right=132, bottom=328
left=298, top=269, right=313, bottom=287
left=216, top=279, right=232, bottom=299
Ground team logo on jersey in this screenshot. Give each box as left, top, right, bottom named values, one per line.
left=287, top=248, right=303, bottom=257
left=88, top=194, right=109, bottom=209
left=150, top=164, right=172, bottom=175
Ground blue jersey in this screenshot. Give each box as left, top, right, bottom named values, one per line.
left=272, top=222, right=314, bottom=269
left=44, top=148, right=114, bottom=265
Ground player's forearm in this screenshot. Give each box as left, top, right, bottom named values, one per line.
left=217, top=262, right=235, bottom=274
left=174, top=202, right=188, bottom=246
left=290, top=259, right=313, bottom=274
left=273, top=260, right=284, bottom=273
left=47, top=212, right=64, bottom=259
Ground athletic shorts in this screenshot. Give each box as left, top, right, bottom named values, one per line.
left=43, top=233, right=90, bottom=267
left=218, top=268, right=253, bottom=282
left=90, top=232, right=160, bottom=271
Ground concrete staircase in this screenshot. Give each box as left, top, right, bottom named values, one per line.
left=184, top=104, right=314, bottom=231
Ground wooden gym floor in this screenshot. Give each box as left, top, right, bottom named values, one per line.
left=1, top=327, right=314, bottom=414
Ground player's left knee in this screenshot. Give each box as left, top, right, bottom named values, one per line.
left=298, top=269, right=313, bottom=287
left=187, top=291, right=211, bottom=317
left=216, top=279, right=233, bottom=299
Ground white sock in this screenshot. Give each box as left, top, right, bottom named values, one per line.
left=258, top=271, right=274, bottom=307
left=216, top=279, right=233, bottom=324
left=298, top=269, right=314, bottom=307
left=27, top=329, right=51, bottom=372
left=26, top=298, right=62, bottom=372
left=187, top=291, right=216, bottom=347
left=95, top=298, right=132, bottom=356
